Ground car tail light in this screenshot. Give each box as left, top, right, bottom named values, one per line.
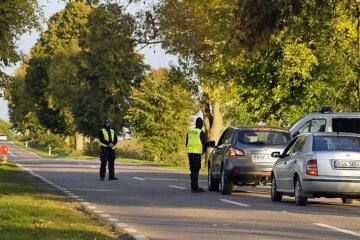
left=228, top=147, right=244, bottom=156
left=306, top=159, right=318, bottom=176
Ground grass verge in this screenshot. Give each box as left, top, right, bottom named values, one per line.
left=0, top=162, right=132, bottom=240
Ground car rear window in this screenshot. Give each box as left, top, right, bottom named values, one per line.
left=313, top=136, right=360, bottom=151
left=237, top=130, right=291, bottom=145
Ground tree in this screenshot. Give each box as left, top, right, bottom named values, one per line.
left=72, top=2, right=148, bottom=137
left=24, top=1, right=92, bottom=139
left=154, top=0, right=239, bottom=165
left=127, top=68, right=195, bottom=163
left=0, top=0, right=41, bottom=87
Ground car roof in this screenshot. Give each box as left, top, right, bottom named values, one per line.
left=229, top=126, right=289, bottom=132
left=301, top=112, right=360, bottom=118
left=299, top=132, right=360, bottom=137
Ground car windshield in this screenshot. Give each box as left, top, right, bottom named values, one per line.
left=313, top=136, right=360, bottom=151
left=237, top=130, right=291, bottom=145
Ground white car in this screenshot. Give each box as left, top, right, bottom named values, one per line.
left=0, top=134, right=7, bottom=141
left=271, top=132, right=360, bottom=206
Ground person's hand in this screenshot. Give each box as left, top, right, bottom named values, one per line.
left=109, top=143, right=114, bottom=148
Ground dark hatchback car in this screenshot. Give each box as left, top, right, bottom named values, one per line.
left=208, top=126, right=291, bottom=195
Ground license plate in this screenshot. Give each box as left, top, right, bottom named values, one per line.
left=251, top=154, right=274, bottom=162
left=334, top=160, right=360, bottom=169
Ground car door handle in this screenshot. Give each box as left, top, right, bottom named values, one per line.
left=283, top=161, right=287, bottom=165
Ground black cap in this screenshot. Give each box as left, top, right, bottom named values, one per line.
left=195, top=117, right=203, bottom=129
left=104, top=119, right=111, bottom=128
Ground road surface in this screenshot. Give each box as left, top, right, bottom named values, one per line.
left=2, top=141, right=360, bottom=240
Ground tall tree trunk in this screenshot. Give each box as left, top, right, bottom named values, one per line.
left=202, top=100, right=223, bottom=169
left=75, top=132, right=84, bottom=152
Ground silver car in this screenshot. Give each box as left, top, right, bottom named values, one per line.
left=271, top=132, right=360, bottom=206
left=208, top=126, right=291, bottom=195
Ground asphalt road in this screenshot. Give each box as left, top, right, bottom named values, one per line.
left=2, top=141, right=360, bottom=240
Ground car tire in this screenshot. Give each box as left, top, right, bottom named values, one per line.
left=208, top=164, right=220, bottom=191
left=294, top=178, right=307, bottom=206
left=220, top=166, right=233, bottom=195
left=271, top=175, right=282, bottom=202
left=341, top=198, right=353, bottom=204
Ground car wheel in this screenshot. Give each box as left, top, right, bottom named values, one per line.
left=271, top=175, right=282, bottom=202
left=208, top=164, right=220, bottom=191
left=220, top=166, right=233, bottom=195
left=341, top=198, right=353, bottom=204
left=294, top=178, right=307, bottom=206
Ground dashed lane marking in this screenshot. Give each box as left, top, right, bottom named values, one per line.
left=134, top=235, right=149, bottom=240
left=219, top=199, right=250, bottom=207
left=314, top=223, right=360, bottom=237
left=124, top=228, right=138, bottom=233
left=133, top=177, right=145, bottom=181
left=168, top=185, right=187, bottom=190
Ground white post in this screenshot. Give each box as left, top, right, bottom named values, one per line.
left=48, top=147, right=51, bottom=156
left=25, top=141, right=28, bottom=148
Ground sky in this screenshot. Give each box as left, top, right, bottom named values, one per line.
left=0, top=0, right=176, bottom=122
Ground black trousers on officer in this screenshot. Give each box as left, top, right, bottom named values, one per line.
left=188, top=153, right=201, bottom=190
left=100, top=147, right=116, bottom=178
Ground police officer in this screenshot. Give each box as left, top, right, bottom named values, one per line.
left=186, top=117, right=207, bottom=193
left=99, top=119, right=118, bottom=180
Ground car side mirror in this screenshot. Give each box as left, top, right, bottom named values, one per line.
left=207, top=141, right=216, bottom=148
left=271, top=151, right=281, bottom=158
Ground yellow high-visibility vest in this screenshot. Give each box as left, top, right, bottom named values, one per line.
left=187, top=128, right=203, bottom=154
left=99, top=128, right=115, bottom=147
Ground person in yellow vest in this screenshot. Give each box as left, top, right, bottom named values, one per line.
left=186, top=117, right=207, bottom=193
left=98, top=119, right=118, bottom=180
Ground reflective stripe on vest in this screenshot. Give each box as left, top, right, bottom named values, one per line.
left=187, top=128, right=203, bottom=154
left=99, top=128, right=115, bottom=147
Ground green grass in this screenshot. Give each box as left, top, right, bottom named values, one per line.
left=0, top=163, right=132, bottom=240
left=14, top=139, right=97, bottom=159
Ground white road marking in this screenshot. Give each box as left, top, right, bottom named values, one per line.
left=80, top=202, right=91, bottom=205
left=9, top=152, right=16, bottom=158
left=124, top=228, right=138, bottom=233
left=108, top=218, right=119, bottom=222
left=94, top=210, right=104, bottom=214
left=116, top=223, right=128, bottom=227
left=314, top=223, right=360, bottom=237
left=219, top=199, right=250, bottom=207
left=89, top=166, right=98, bottom=169
left=87, top=206, right=97, bottom=210
left=70, top=196, right=79, bottom=198
left=76, top=198, right=85, bottom=202
left=99, top=213, right=112, bottom=218
left=133, top=177, right=145, bottom=181
left=168, top=185, right=187, bottom=190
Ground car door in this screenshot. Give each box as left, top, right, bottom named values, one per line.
left=275, top=137, right=298, bottom=190
left=211, top=129, right=229, bottom=176
left=282, top=135, right=307, bottom=190
left=216, top=128, right=234, bottom=169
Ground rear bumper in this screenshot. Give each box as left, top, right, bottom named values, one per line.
left=225, top=165, right=273, bottom=183
left=302, top=177, right=360, bottom=197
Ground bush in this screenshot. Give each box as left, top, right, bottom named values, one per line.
left=116, top=139, right=144, bottom=159
left=84, top=141, right=99, bottom=157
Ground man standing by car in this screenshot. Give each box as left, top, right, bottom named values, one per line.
left=99, top=119, right=118, bottom=181
left=186, top=117, right=207, bottom=193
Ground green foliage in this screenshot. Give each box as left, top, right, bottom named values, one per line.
left=72, top=2, right=148, bottom=137
left=0, top=119, right=13, bottom=139
left=127, top=68, right=195, bottom=163
left=0, top=0, right=41, bottom=85
left=24, top=1, right=92, bottom=136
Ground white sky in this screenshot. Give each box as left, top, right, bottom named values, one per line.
left=0, top=0, right=176, bottom=122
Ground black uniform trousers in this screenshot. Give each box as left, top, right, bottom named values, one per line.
left=100, top=146, right=116, bottom=178
left=188, top=153, right=201, bottom=190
